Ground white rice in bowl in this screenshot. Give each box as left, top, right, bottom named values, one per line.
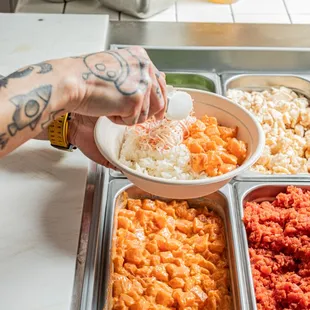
left=119, top=116, right=207, bottom=180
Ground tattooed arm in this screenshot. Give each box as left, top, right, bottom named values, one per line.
left=0, top=59, right=77, bottom=157
left=0, top=46, right=166, bottom=159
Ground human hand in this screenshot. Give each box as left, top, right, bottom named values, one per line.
left=68, top=46, right=167, bottom=125
left=68, top=113, right=117, bottom=169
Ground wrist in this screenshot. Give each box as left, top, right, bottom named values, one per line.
left=50, top=57, right=85, bottom=113
left=67, top=112, right=79, bottom=146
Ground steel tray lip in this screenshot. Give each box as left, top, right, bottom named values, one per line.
left=71, top=163, right=110, bottom=310
left=99, top=180, right=247, bottom=310
left=234, top=173, right=310, bottom=181
left=222, top=72, right=310, bottom=98
left=109, top=169, right=126, bottom=179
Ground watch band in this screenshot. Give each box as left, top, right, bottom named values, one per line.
left=48, top=112, right=75, bottom=152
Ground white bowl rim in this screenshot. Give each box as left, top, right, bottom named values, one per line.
left=95, top=88, right=265, bottom=186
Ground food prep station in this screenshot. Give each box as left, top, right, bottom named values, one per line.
left=72, top=22, right=310, bottom=310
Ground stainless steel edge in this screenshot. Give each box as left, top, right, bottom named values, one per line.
left=221, top=184, right=248, bottom=310
left=233, top=181, right=310, bottom=310
left=71, top=163, right=109, bottom=310
left=108, top=22, right=310, bottom=49
left=107, top=23, right=310, bottom=72
left=98, top=180, right=246, bottom=310
left=98, top=179, right=130, bottom=310
left=87, top=166, right=110, bottom=310
left=221, top=73, right=310, bottom=182
left=110, top=45, right=310, bottom=73
left=222, top=73, right=310, bottom=97
left=109, top=169, right=126, bottom=179
left=233, top=182, right=259, bottom=310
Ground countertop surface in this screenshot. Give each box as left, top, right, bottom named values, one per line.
left=0, top=13, right=109, bottom=310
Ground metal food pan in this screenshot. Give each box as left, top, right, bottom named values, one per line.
left=98, top=179, right=247, bottom=310
left=234, top=181, right=310, bottom=310
left=165, top=71, right=222, bottom=94
left=222, top=73, right=310, bottom=98
left=222, top=73, right=310, bottom=181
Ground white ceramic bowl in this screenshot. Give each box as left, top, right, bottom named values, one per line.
left=94, top=88, right=265, bottom=199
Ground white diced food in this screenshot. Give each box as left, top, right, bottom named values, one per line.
left=227, top=86, right=310, bottom=174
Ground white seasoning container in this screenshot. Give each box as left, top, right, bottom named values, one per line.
left=98, top=0, right=177, bottom=19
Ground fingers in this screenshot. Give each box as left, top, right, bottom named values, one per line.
left=104, top=47, right=167, bottom=126
left=154, top=70, right=168, bottom=121
left=137, top=83, right=151, bottom=124
left=126, top=47, right=167, bottom=123
left=107, top=115, right=127, bottom=126
left=147, top=65, right=166, bottom=121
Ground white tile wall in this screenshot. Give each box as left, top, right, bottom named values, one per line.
left=65, top=0, right=118, bottom=20
left=177, top=0, right=233, bottom=23
left=285, top=0, right=310, bottom=14
left=232, top=0, right=287, bottom=15
left=14, top=0, right=310, bottom=25
left=234, top=14, right=290, bottom=24
left=120, top=5, right=177, bottom=22
left=291, top=14, right=310, bottom=24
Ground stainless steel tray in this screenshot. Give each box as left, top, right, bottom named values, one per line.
left=222, top=73, right=310, bottom=181
left=222, top=73, right=310, bottom=98
left=71, top=22, right=310, bottom=310
left=233, top=181, right=310, bottom=310
left=98, top=179, right=247, bottom=310
left=71, top=163, right=110, bottom=310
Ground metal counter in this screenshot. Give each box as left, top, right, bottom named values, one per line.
left=73, top=22, right=310, bottom=310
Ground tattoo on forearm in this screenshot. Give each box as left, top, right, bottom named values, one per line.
left=41, top=109, right=65, bottom=129
left=0, top=62, right=53, bottom=88
left=35, top=62, right=53, bottom=74
left=8, top=85, right=52, bottom=136
left=0, top=133, right=9, bottom=150
left=82, top=49, right=148, bottom=96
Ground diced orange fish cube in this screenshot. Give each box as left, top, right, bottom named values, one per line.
left=125, top=248, right=144, bottom=265
left=166, top=264, right=190, bottom=279
left=156, top=289, right=174, bottom=307
left=219, top=164, right=236, bottom=174
left=201, top=115, right=218, bottom=126
left=218, top=126, right=238, bottom=140
left=153, top=265, right=169, bottom=282
left=173, top=289, right=196, bottom=308
left=205, top=125, right=220, bottom=136
left=191, top=153, right=208, bottom=173
left=129, top=298, right=150, bottom=310
left=193, top=217, right=204, bottom=233
left=202, top=141, right=217, bottom=152
left=169, top=277, right=185, bottom=289
left=187, top=141, right=204, bottom=154
left=220, top=152, right=238, bottom=165
left=190, top=120, right=207, bottom=133
left=210, top=135, right=226, bottom=147
left=227, top=138, right=247, bottom=163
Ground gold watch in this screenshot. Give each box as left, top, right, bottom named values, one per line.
left=48, top=113, right=76, bottom=152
